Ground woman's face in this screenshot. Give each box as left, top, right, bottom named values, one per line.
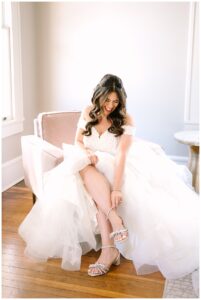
left=102, top=92, right=119, bottom=116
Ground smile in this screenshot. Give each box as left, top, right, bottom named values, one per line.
left=105, top=107, right=113, bottom=112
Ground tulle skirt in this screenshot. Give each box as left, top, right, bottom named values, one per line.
left=18, top=139, right=199, bottom=279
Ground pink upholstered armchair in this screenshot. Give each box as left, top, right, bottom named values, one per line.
left=21, top=111, right=81, bottom=204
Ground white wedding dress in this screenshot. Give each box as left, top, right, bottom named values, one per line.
left=19, top=116, right=199, bottom=279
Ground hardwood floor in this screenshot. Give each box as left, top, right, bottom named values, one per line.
left=2, top=181, right=165, bottom=298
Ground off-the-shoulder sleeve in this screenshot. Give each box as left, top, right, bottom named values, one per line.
left=77, top=116, right=87, bottom=130
left=122, top=125, right=136, bottom=136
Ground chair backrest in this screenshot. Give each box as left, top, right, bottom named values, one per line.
left=34, top=111, right=81, bottom=148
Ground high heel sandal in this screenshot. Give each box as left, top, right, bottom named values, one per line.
left=107, top=208, right=129, bottom=243
left=88, top=245, right=120, bottom=277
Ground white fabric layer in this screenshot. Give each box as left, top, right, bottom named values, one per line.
left=19, top=116, right=199, bottom=279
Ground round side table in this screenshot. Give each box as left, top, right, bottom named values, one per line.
left=174, top=131, right=199, bottom=193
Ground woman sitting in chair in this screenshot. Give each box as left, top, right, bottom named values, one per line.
left=19, top=74, right=199, bottom=279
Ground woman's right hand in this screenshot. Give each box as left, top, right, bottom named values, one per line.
left=111, top=190, right=123, bottom=208
left=86, top=149, right=98, bottom=165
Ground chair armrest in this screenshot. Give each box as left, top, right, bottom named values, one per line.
left=21, top=135, right=63, bottom=198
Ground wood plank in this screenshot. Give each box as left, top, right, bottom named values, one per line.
left=2, top=280, right=102, bottom=298
left=2, top=285, right=58, bottom=298
left=2, top=272, right=155, bottom=298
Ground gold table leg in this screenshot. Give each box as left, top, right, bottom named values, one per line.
left=188, top=145, right=199, bottom=193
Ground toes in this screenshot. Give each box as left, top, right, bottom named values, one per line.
left=89, top=266, right=100, bottom=275
left=115, top=231, right=128, bottom=242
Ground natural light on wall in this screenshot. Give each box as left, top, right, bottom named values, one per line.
left=2, top=1, right=13, bottom=121
left=1, top=2, right=24, bottom=138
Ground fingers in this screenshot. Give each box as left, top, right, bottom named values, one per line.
left=89, top=154, right=98, bottom=165
left=111, top=191, right=123, bottom=208
left=111, top=199, right=116, bottom=209
left=86, top=149, right=99, bottom=166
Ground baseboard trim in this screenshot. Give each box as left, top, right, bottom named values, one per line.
left=168, top=155, right=188, bottom=165
left=2, top=156, right=24, bottom=192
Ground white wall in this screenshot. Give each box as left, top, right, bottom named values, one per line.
left=34, top=2, right=197, bottom=157
left=2, top=3, right=37, bottom=190
left=2, top=3, right=37, bottom=164
left=20, top=3, right=37, bottom=136
left=184, top=2, right=199, bottom=128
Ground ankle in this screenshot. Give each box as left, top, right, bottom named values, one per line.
left=101, top=246, right=117, bottom=256
left=108, top=211, right=122, bottom=227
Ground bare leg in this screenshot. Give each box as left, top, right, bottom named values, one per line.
left=96, top=209, right=113, bottom=246
left=80, top=165, right=124, bottom=275
left=80, top=165, right=123, bottom=232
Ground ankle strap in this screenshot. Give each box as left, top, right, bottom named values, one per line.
left=102, top=245, right=116, bottom=249
left=106, top=207, right=113, bottom=220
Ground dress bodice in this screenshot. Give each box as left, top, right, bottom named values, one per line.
left=77, top=117, right=135, bottom=155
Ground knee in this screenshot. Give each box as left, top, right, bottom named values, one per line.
left=79, top=165, right=96, bottom=180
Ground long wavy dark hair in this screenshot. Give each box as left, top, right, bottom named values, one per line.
left=83, top=74, right=127, bottom=137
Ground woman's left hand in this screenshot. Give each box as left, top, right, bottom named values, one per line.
left=111, top=190, right=123, bottom=208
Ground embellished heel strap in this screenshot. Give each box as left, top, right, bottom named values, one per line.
left=88, top=245, right=120, bottom=276
left=101, top=245, right=116, bottom=249
left=110, top=228, right=128, bottom=243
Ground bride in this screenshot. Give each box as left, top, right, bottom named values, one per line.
left=19, top=74, right=199, bottom=279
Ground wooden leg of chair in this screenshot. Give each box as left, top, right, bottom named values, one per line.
left=32, top=193, right=36, bottom=205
